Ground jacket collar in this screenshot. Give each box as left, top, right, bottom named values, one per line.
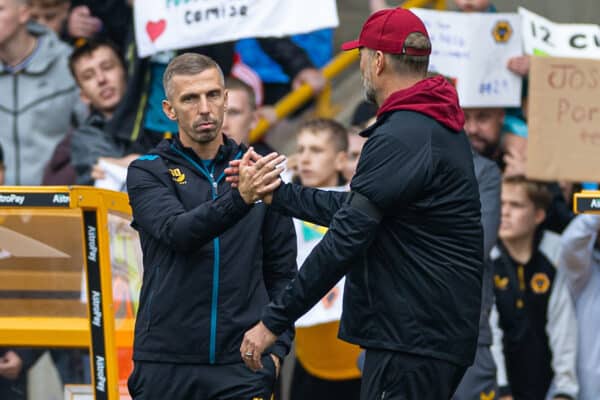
left=19, top=23, right=64, bottom=74
left=168, top=133, right=245, bottom=165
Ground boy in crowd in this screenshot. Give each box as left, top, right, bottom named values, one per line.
left=558, top=214, right=600, bottom=400
left=491, top=176, right=578, bottom=400
left=222, top=77, right=259, bottom=146
left=67, top=39, right=141, bottom=186
left=288, top=119, right=361, bottom=400
left=221, top=76, right=275, bottom=156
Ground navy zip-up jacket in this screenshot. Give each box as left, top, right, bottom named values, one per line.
left=126, top=135, right=296, bottom=364
left=262, top=76, right=484, bottom=366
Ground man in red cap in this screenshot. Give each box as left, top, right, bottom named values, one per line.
left=231, top=7, right=484, bottom=399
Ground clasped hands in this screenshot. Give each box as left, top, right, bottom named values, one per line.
left=225, top=148, right=286, bottom=205
left=225, top=149, right=283, bottom=371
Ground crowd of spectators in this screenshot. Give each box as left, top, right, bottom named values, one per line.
left=0, top=0, right=598, bottom=399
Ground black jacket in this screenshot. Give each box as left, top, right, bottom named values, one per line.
left=126, top=135, right=296, bottom=364
left=262, top=76, right=484, bottom=366
left=492, top=244, right=557, bottom=399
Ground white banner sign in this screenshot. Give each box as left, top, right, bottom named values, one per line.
left=293, top=186, right=347, bottom=327
left=294, top=219, right=345, bottom=327
left=412, top=8, right=523, bottom=107
left=519, top=7, right=600, bottom=59
left=134, top=0, right=339, bottom=58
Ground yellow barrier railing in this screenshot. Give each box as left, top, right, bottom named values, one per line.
left=249, top=49, right=359, bottom=143
left=402, top=0, right=446, bottom=10
left=248, top=0, right=447, bottom=143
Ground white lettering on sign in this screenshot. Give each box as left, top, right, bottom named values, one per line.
left=0, top=194, right=25, bottom=205
left=95, top=355, right=106, bottom=392
left=92, top=290, right=102, bottom=328
left=87, top=226, right=97, bottom=262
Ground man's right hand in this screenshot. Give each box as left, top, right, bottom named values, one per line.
left=235, top=149, right=286, bottom=205
left=68, top=6, right=102, bottom=38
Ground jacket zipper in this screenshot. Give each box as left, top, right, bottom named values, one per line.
left=170, top=144, right=242, bottom=364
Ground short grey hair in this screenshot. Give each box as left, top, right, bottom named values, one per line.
left=383, top=32, right=431, bottom=77
left=163, top=53, right=224, bottom=99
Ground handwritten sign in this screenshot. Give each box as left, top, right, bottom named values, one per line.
left=134, top=0, right=339, bottom=58
left=527, top=56, right=600, bottom=182
left=520, top=7, right=600, bottom=59
left=412, top=8, right=522, bottom=107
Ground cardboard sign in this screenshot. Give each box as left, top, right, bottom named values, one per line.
left=134, top=0, right=339, bottom=57
left=412, top=8, right=523, bottom=107
left=520, top=7, right=600, bottom=59
left=527, top=56, right=600, bottom=182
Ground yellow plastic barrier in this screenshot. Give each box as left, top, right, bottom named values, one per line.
left=0, top=186, right=141, bottom=400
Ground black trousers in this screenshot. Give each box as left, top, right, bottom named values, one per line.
left=128, top=356, right=277, bottom=400
left=290, top=359, right=361, bottom=400
left=361, top=350, right=467, bottom=400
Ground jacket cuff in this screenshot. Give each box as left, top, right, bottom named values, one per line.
left=230, top=188, right=253, bottom=212
left=268, top=342, right=290, bottom=361
left=269, top=184, right=287, bottom=213
left=498, top=386, right=511, bottom=397
left=261, top=303, right=292, bottom=337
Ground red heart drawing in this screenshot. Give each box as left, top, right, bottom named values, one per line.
left=146, top=20, right=166, bottom=43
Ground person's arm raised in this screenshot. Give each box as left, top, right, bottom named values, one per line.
left=226, top=150, right=349, bottom=227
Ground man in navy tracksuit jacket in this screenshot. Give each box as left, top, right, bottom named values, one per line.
left=126, top=53, right=296, bottom=400
left=237, top=8, right=483, bottom=400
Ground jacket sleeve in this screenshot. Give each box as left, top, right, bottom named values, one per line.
left=546, top=269, right=579, bottom=399
left=475, top=155, right=501, bottom=257
left=261, top=209, right=297, bottom=360
left=126, top=161, right=252, bottom=252
left=270, top=183, right=349, bottom=227
left=257, top=38, right=315, bottom=80
left=261, top=131, right=428, bottom=334
left=489, top=304, right=510, bottom=394
left=558, top=214, right=600, bottom=297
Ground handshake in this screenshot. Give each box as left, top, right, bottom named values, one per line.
left=225, top=148, right=287, bottom=205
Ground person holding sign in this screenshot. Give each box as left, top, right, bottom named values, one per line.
left=230, top=8, right=484, bottom=399
left=126, top=53, right=297, bottom=399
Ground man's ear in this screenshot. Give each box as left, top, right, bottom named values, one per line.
left=335, top=151, right=348, bottom=173
left=18, top=3, right=31, bottom=25
left=162, top=100, right=177, bottom=121
left=375, top=51, right=385, bottom=76
left=249, top=109, right=259, bottom=131
left=534, top=208, right=546, bottom=226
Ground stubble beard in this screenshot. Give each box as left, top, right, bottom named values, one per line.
left=362, top=72, right=377, bottom=105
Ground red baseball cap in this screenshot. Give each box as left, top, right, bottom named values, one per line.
left=341, top=7, right=431, bottom=56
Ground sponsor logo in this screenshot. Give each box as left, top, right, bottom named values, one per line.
left=480, top=390, right=496, bottom=400
left=169, top=168, right=187, bottom=184
left=492, top=20, right=513, bottom=43
left=91, top=290, right=102, bottom=328
left=531, top=272, right=551, bottom=294
left=52, top=194, right=69, bottom=204
left=95, top=355, right=106, bottom=392
left=0, top=194, right=25, bottom=205
left=87, top=226, right=98, bottom=262
left=494, top=275, right=509, bottom=290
